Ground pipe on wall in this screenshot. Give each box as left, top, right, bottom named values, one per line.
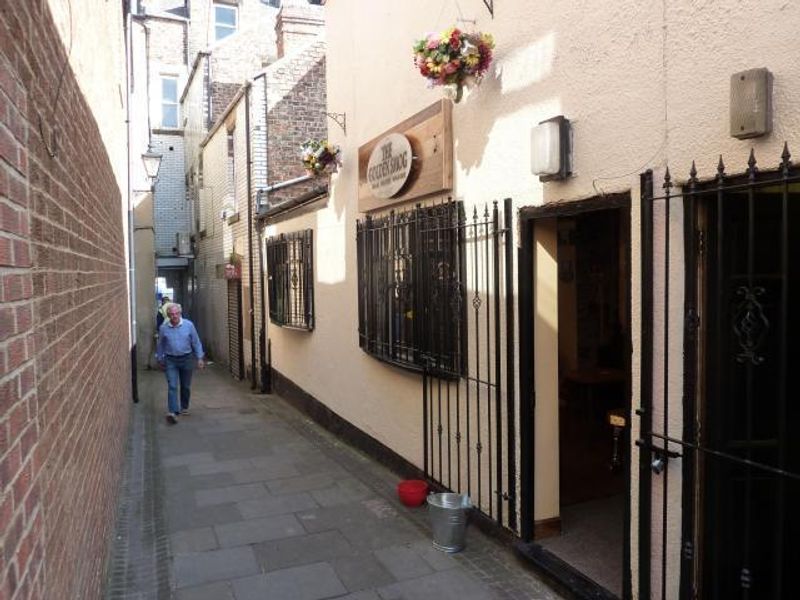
left=244, top=82, right=257, bottom=389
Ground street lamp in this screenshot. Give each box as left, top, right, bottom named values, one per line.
left=141, top=148, right=162, bottom=184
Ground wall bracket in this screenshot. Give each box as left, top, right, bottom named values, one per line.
left=326, top=112, right=346, bottom=135
left=483, top=0, right=494, bottom=18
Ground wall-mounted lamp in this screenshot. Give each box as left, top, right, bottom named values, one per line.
left=531, top=115, right=571, bottom=182
left=142, top=148, right=163, bottom=185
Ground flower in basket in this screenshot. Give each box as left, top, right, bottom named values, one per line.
left=301, top=139, right=341, bottom=176
left=412, top=27, right=495, bottom=103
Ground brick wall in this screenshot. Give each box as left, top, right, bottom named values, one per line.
left=210, top=82, right=243, bottom=126
left=0, top=2, right=130, bottom=599
left=194, top=128, right=232, bottom=366
left=265, top=40, right=327, bottom=205
left=152, top=134, right=190, bottom=256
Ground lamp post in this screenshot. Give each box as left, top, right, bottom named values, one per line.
left=129, top=148, right=162, bottom=403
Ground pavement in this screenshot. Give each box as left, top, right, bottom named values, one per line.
left=105, top=364, right=565, bottom=600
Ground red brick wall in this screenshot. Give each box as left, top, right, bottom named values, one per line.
left=266, top=40, right=327, bottom=206
left=1, top=3, right=131, bottom=599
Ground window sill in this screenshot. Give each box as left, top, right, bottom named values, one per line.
left=226, top=212, right=241, bottom=225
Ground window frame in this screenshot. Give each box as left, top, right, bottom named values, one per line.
left=160, top=75, right=179, bottom=128
left=214, top=3, right=238, bottom=41
left=266, top=229, right=315, bottom=331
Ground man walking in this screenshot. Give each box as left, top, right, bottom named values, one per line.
left=156, top=303, right=206, bottom=424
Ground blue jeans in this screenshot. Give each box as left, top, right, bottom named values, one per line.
left=165, top=354, right=195, bottom=414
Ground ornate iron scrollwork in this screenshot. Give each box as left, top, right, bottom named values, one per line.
left=732, top=286, right=769, bottom=365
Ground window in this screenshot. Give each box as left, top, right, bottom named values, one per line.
left=160, top=76, right=178, bottom=128
left=214, top=3, right=237, bottom=40
left=266, top=230, right=314, bottom=330
left=261, top=0, right=281, bottom=6
left=357, top=202, right=466, bottom=375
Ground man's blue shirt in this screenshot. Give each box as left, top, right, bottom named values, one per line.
left=156, top=318, right=204, bottom=362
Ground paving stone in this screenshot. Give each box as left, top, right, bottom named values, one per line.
left=236, top=492, right=318, bottom=519
left=163, top=471, right=237, bottom=497
left=376, top=568, right=495, bottom=600
left=195, top=482, right=268, bottom=507
left=331, top=553, right=396, bottom=592
left=231, top=562, right=347, bottom=600
left=374, top=545, right=435, bottom=580
left=266, top=472, right=338, bottom=495
left=188, top=458, right=252, bottom=476
left=230, top=461, right=301, bottom=483
left=297, top=504, right=374, bottom=533
left=407, top=540, right=459, bottom=571
left=175, top=580, right=235, bottom=600
left=338, top=519, right=421, bottom=551
left=170, top=527, right=218, bottom=553
left=173, top=546, right=259, bottom=588
left=215, top=513, right=305, bottom=547
left=254, top=530, right=355, bottom=572
left=163, top=452, right=216, bottom=467
left=310, top=478, right=374, bottom=507
left=166, top=502, right=243, bottom=534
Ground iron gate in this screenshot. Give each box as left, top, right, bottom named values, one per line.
left=421, top=198, right=517, bottom=532
left=638, top=145, right=800, bottom=599
left=228, top=279, right=244, bottom=379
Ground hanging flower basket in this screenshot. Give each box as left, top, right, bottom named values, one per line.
left=412, top=27, right=495, bottom=103
left=301, top=139, right=341, bottom=176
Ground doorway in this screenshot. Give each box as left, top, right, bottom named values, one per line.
left=519, top=196, right=631, bottom=600
left=691, top=180, right=799, bottom=599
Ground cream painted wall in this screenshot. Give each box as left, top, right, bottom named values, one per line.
left=47, top=0, right=128, bottom=189
left=533, top=219, right=559, bottom=521
left=266, top=0, right=800, bottom=576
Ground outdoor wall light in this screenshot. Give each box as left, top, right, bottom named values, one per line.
left=530, top=115, right=571, bottom=182
left=141, top=148, right=163, bottom=184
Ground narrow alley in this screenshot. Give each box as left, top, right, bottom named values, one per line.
left=105, top=366, right=565, bottom=600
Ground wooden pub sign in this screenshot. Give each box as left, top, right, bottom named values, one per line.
left=358, top=100, right=453, bottom=212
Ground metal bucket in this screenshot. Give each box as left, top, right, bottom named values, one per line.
left=427, top=492, right=471, bottom=553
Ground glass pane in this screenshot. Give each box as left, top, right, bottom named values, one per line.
left=162, top=78, right=177, bottom=102
left=215, top=6, right=236, bottom=26
left=162, top=105, right=178, bottom=128
left=215, top=25, right=234, bottom=40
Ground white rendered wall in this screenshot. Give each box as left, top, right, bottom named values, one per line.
left=269, top=1, right=800, bottom=579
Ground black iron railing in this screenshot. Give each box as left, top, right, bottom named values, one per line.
left=639, top=144, right=800, bottom=600
left=265, top=229, right=314, bottom=330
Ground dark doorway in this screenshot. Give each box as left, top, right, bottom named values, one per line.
left=228, top=279, right=244, bottom=379
left=539, top=206, right=630, bottom=597
left=693, top=182, right=800, bottom=600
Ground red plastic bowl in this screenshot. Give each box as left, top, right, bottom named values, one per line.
left=397, top=480, right=429, bottom=507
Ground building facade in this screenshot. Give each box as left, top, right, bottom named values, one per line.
left=258, top=1, right=800, bottom=599
left=190, top=1, right=326, bottom=385
left=131, top=0, right=280, bottom=338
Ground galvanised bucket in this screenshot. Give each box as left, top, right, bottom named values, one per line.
left=427, top=492, right=471, bottom=553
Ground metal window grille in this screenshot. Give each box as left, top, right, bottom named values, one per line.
left=357, top=200, right=466, bottom=376
left=266, top=229, right=314, bottom=330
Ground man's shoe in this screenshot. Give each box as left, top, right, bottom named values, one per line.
left=180, top=409, right=190, bottom=416
left=166, top=413, right=178, bottom=424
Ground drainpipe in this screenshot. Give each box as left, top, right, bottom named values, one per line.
left=124, top=6, right=138, bottom=403
left=254, top=72, right=270, bottom=393
left=245, top=82, right=257, bottom=389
